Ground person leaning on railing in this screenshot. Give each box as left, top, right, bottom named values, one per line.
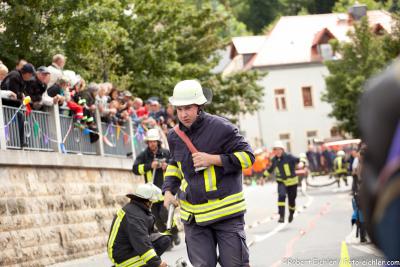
left=0, top=63, right=16, bottom=100
left=1, top=63, right=36, bottom=148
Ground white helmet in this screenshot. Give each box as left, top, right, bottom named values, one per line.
left=337, top=150, right=345, bottom=157
left=144, top=128, right=160, bottom=142
left=273, top=141, right=285, bottom=150
left=169, top=80, right=208, bottom=106
left=127, top=183, right=162, bottom=202
left=299, top=152, right=306, bottom=158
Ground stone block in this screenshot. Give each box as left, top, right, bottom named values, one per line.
left=16, top=198, right=27, bottom=214
left=14, top=184, right=28, bottom=197
left=101, top=186, right=116, bottom=206
left=0, top=232, right=12, bottom=250
left=0, top=248, right=17, bottom=266
left=0, top=199, right=7, bottom=216
left=46, top=183, right=65, bottom=196
left=86, top=169, right=100, bottom=183
left=37, top=168, right=58, bottom=183
left=0, top=216, right=13, bottom=232
left=7, top=199, right=18, bottom=215
left=18, top=229, right=38, bottom=248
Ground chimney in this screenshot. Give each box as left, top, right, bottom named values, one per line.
left=348, top=3, right=367, bottom=21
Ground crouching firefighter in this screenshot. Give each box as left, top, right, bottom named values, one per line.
left=107, top=183, right=170, bottom=267
left=132, top=128, right=180, bottom=247
left=162, top=80, right=255, bottom=267
left=265, top=141, right=300, bottom=223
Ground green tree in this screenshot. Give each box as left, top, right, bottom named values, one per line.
left=0, top=1, right=76, bottom=67
left=236, top=0, right=282, bottom=34
left=63, top=0, right=128, bottom=82
left=118, top=0, right=264, bottom=117
left=0, top=0, right=264, bottom=117
left=323, top=18, right=386, bottom=136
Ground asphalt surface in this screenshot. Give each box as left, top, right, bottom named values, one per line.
left=51, top=176, right=386, bottom=267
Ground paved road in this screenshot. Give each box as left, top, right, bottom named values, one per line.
left=51, top=176, right=384, bottom=267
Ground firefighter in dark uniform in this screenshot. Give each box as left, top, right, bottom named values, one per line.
left=162, top=80, right=255, bottom=267
left=132, top=128, right=180, bottom=246
left=107, top=183, right=170, bottom=267
left=266, top=141, right=300, bottom=223
left=333, top=150, right=349, bottom=188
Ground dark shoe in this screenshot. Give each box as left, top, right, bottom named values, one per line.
left=166, top=242, right=173, bottom=251
left=289, top=212, right=294, bottom=223
left=173, top=234, right=181, bottom=246
left=278, top=216, right=284, bottom=223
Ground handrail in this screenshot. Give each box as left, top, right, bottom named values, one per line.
left=0, top=99, right=143, bottom=158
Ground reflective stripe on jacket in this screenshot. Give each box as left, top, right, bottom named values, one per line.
left=162, top=112, right=254, bottom=226
left=334, top=156, right=348, bottom=174
left=107, top=202, right=161, bottom=267
left=267, top=153, right=300, bottom=186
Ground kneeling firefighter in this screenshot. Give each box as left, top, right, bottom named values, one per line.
left=107, top=183, right=170, bottom=267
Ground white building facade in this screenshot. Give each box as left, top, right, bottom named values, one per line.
left=239, top=63, right=337, bottom=155
left=231, top=7, right=392, bottom=155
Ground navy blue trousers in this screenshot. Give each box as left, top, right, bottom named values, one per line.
left=184, top=215, right=249, bottom=267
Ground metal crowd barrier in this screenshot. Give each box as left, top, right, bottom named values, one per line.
left=3, top=105, right=53, bottom=151
left=59, top=109, right=97, bottom=155
left=0, top=101, right=138, bottom=159
left=102, top=122, right=132, bottom=157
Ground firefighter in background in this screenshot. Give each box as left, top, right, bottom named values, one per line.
left=296, top=152, right=309, bottom=186
left=107, top=183, right=170, bottom=267
left=333, top=150, right=348, bottom=188
left=132, top=128, right=180, bottom=246
left=266, top=141, right=300, bottom=223
left=163, top=80, right=254, bottom=267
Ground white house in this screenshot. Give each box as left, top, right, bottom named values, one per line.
left=228, top=5, right=392, bottom=155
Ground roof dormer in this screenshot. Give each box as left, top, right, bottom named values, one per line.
left=311, top=28, right=336, bottom=61
left=372, top=23, right=386, bottom=35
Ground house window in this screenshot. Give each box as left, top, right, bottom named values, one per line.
left=306, top=130, right=318, bottom=145
left=318, top=43, right=333, bottom=60
left=274, top=89, right=287, bottom=111
left=330, top=127, right=339, bottom=137
left=279, top=133, right=291, bottom=152
left=302, top=86, right=313, bottom=107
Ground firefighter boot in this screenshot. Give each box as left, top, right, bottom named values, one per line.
left=173, top=233, right=181, bottom=246
left=278, top=206, right=285, bottom=223
left=289, top=211, right=294, bottom=223
left=360, top=223, right=367, bottom=243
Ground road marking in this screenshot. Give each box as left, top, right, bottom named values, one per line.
left=340, top=241, right=352, bottom=267
left=247, top=182, right=314, bottom=247
left=270, top=202, right=331, bottom=267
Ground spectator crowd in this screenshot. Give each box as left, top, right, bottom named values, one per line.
left=0, top=54, right=178, bottom=146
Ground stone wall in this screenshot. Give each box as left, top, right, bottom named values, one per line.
left=0, top=151, right=142, bottom=267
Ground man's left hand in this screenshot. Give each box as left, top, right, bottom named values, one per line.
left=192, top=152, right=220, bottom=168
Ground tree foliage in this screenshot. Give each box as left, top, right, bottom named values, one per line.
left=0, top=0, right=264, bottom=118
left=323, top=17, right=396, bottom=137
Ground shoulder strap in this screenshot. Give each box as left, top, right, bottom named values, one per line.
left=173, top=125, right=198, bottom=154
